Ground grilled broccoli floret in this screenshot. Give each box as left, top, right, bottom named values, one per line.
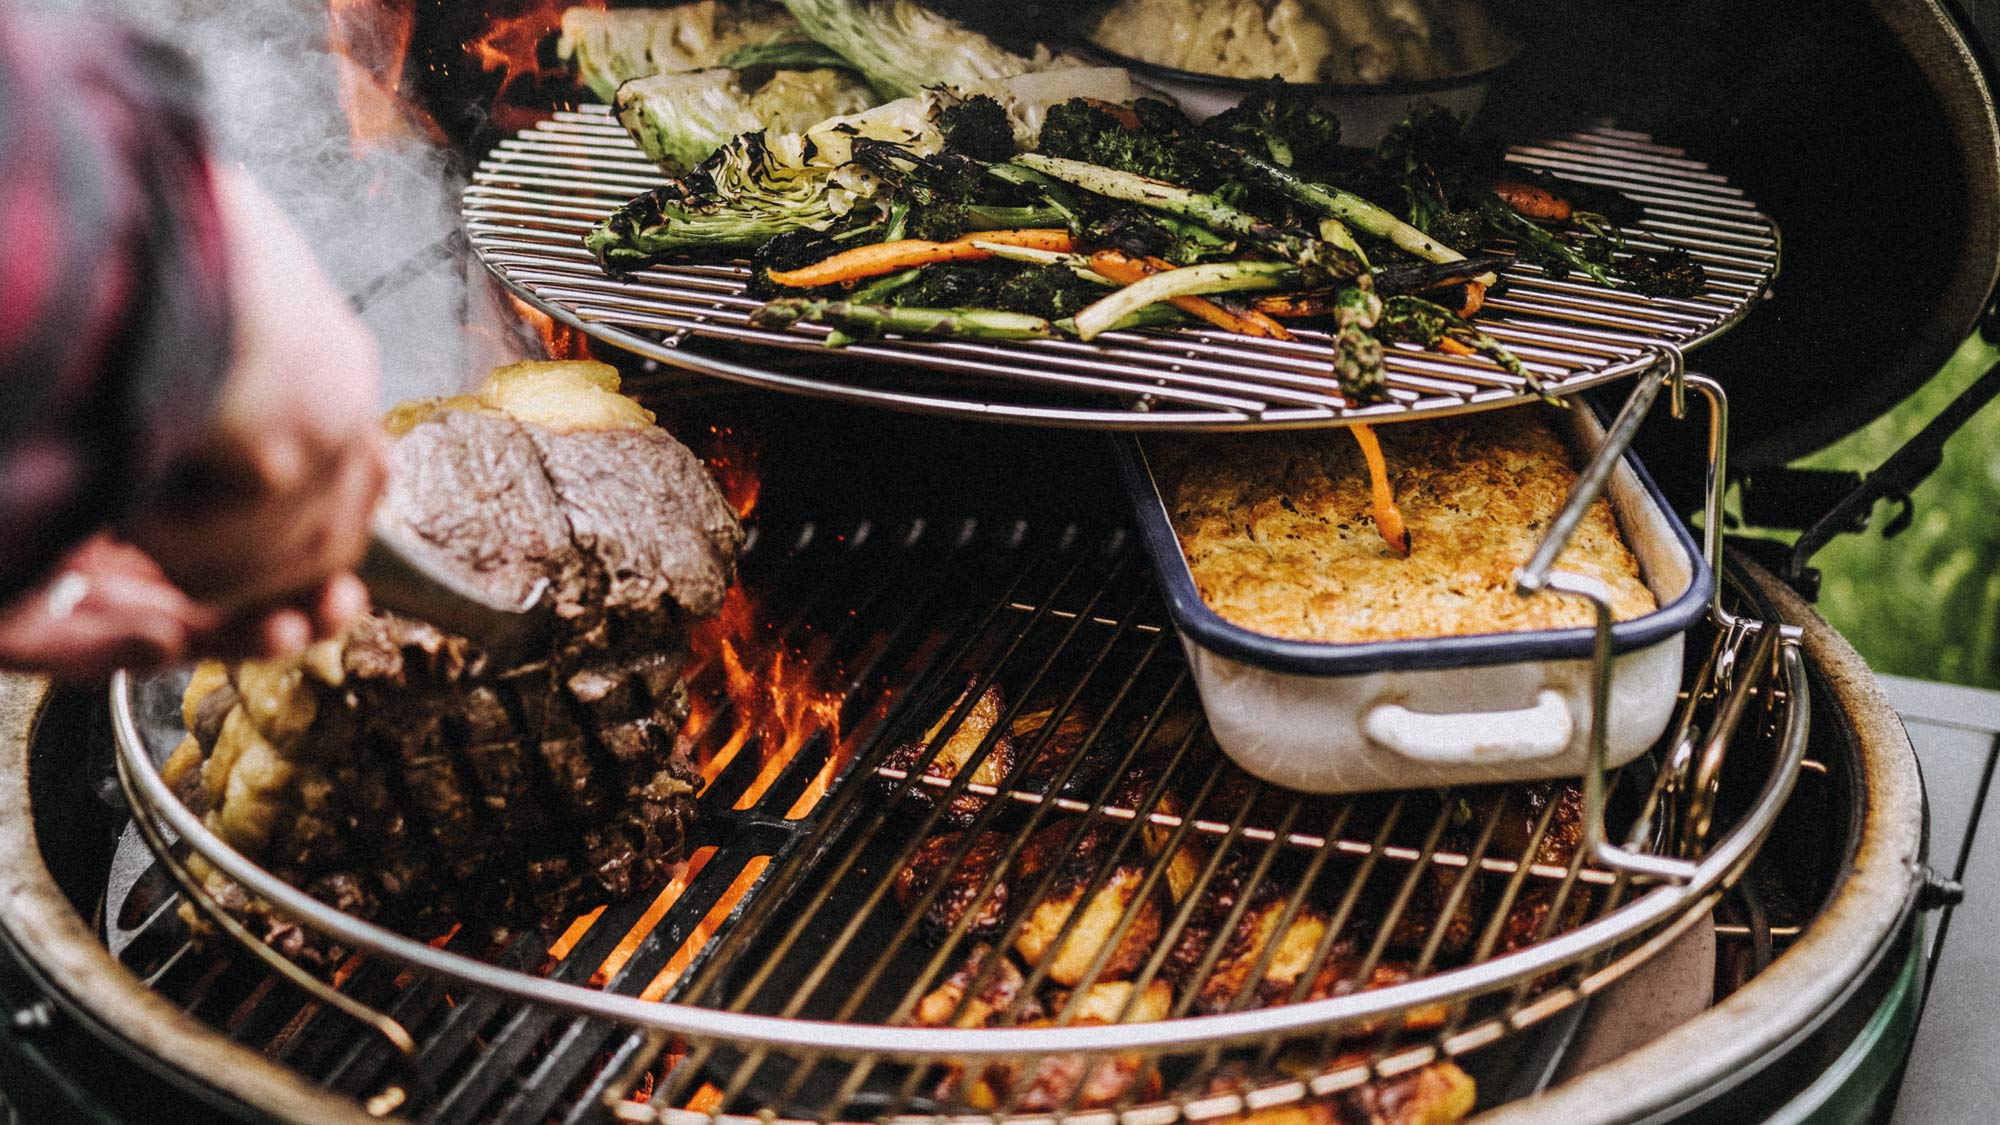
left=1620, top=247, right=1708, bottom=297
left=888, top=261, right=1007, bottom=308
left=1423, top=207, right=1488, bottom=249
left=1206, top=87, right=1343, bottom=172
left=991, top=264, right=1106, bottom=319
left=1078, top=208, right=1230, bottom=266
left=1036, top=99, right=1213, bottom=187
left=745, top=217, right=886, bottom=295
left=850, top=139, right=1013, bottom=242
left=938, top=94, right=1016, bottom=162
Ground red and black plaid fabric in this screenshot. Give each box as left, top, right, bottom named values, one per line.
left=0, top=7, right=231, bottom=601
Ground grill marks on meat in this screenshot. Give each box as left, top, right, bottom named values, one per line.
left=1011, top=821, right=1161, bottom=986
left=877, top=700, right=1604, bottom=1123
left=178, top=374, right=740, bottom=961
left=881, top=681, right=1014, bottom=827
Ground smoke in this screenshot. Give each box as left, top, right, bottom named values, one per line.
left=41, top=0, right=528, bottom=402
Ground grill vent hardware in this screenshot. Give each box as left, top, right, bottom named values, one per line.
left=106, top=515, right=1809, bottom=1125
left=462, top=110, right=1779, bottom=431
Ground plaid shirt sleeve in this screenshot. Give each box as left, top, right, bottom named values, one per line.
left=0, top=8, right=232, bottom=601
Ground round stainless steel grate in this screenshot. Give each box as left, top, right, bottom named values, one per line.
left=463, top=109, right=1778, bottom=430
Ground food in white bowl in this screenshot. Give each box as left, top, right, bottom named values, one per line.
left=1079, top=0, right=1518, bottom=137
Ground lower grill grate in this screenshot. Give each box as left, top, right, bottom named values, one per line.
left=107, top=512, right=1799, bottom=1124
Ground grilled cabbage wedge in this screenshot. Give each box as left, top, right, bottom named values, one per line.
left=616, top=67, right=877, bottom=174
left=558, top=2, right=812, bottom=101
left=587, top=67, right=1140, bottom=269
left=778, top=0, right=1079, bottom=99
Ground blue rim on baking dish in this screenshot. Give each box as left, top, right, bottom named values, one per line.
left=1110, top=411, right=1716, bottom=676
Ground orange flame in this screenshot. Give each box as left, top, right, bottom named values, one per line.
left=469, top=0, right=606, bottom=133
left=704, top=426, right=762, bottom=522
left=505, top=295, right=592, bottom=360
left=681, top=428, right=845, bottom=801
left=326, top=0, right=444, bottom=156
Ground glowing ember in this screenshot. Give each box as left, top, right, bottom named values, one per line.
left=468, top=0, right=605, bottom=132
left=590, top=847, right=718, bottom=987
left=704, top=426, right=762, bottom=521
left=638, top=857, right=771, bottom=1001
left=326, top=0, right=444, bottom=156
left=505, top=294, right=592, bottom=360
left=680, top=427, right=845, bottom=796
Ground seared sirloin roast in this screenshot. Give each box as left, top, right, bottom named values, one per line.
left=166, top=362, right=744, bottom=962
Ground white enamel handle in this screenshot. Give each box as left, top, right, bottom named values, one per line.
left=1362, top=690, right=1575, bottom=764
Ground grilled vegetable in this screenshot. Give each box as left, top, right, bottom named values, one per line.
left=778, top=0, right=1074, bottom=99
left=765, top=229, right=1073, bottom=287
left=1037, top=98, right=1214, bottom=186
left=1192, top=133, right=1487, bottom=278
left=615, top=68, right=876, bottom=174
left=752, top=299, right=1057, bottom=342
left=589, top=70, right=1137, bottom=272
left=1070, top=260, right=1326, bottom=341
left=716, top=39, right=854, bottom=71
left=1014, top=153, right=1364, bottom=274
left=1378, top=295, right=1543, bottom=398
left=1350, top=421, right=1409, bottom=555
left=1087, top=251, right=1290, bottom=338
left=559, top=2, right=810, bottom=102
left=589, top=134, right=849, bottom=270
left=1203, top=86, right=1343, bottom=172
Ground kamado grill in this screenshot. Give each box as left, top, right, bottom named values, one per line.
left=0, top=2, right=1994, bottom=1123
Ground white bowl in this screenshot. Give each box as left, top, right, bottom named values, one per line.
left=1073, top=39, right=1520, bottom=143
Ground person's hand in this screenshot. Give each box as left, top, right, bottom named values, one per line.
left=123, top=163, right=387, bottom=620
left=0, top=534, right=368, bottom=682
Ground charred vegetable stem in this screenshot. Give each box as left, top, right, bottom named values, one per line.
left=1380, top=295, right=1548, bottom=400
left=1477, top=196, right=1616, bottom=288
left=1069, top=260, right=1317, bottom=340
left=1195, top=138, right=1495, bottom=285
left=1012, top=154, right=1360, bottom=275
left=751, top=300, right=1056, bottom=343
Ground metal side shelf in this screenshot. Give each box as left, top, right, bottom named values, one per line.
left=1883, top=674, right=2000, bottom=1125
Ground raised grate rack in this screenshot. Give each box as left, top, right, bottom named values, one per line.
left=462, top=109, right=1779, bottom=430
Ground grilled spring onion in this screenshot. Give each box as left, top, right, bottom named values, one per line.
left=1011, top=154, right=1364, bottom=276
left=1069, top=260, right=1323, bottom=341
left=1086, top=251, right=1290, bottom=339
left=751, top=299, right=1056, bottom=342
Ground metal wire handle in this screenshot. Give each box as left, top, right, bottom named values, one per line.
left=1539, top=572, right=1699, bottom=884
left=1514, top=350, right=1677, bottom=596
left=1512, top=346, right=1718, bottom=883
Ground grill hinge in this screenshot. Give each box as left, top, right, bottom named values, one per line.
left=1760, top=355, right=2000, bottom=599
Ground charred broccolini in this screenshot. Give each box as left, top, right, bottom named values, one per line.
left=584, top=61, right=1703, bottom=378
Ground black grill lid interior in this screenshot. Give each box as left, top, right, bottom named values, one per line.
left=973, top=0, right=2000, bottom=470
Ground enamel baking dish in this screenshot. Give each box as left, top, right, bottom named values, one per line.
left=1115, top=404, right=1714, bottom=793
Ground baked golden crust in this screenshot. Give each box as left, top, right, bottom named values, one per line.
left=1151, top=407, right=1656, bottom=644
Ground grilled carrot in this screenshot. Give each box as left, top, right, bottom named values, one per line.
left=1349, top=423, right=1410, bottom=556
left=1455, top=279, right=1487, bottom=318
left=1252, top=290, right=1344, bottom=319
left=1490, top=180, right=1572, bottom=223
left=1088, top=251, right=1293, bottom=339
left=765, top=230, right=1074, bottom=288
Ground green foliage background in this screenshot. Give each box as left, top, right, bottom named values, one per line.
left=1801, top=335, right=2000, bottom=688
